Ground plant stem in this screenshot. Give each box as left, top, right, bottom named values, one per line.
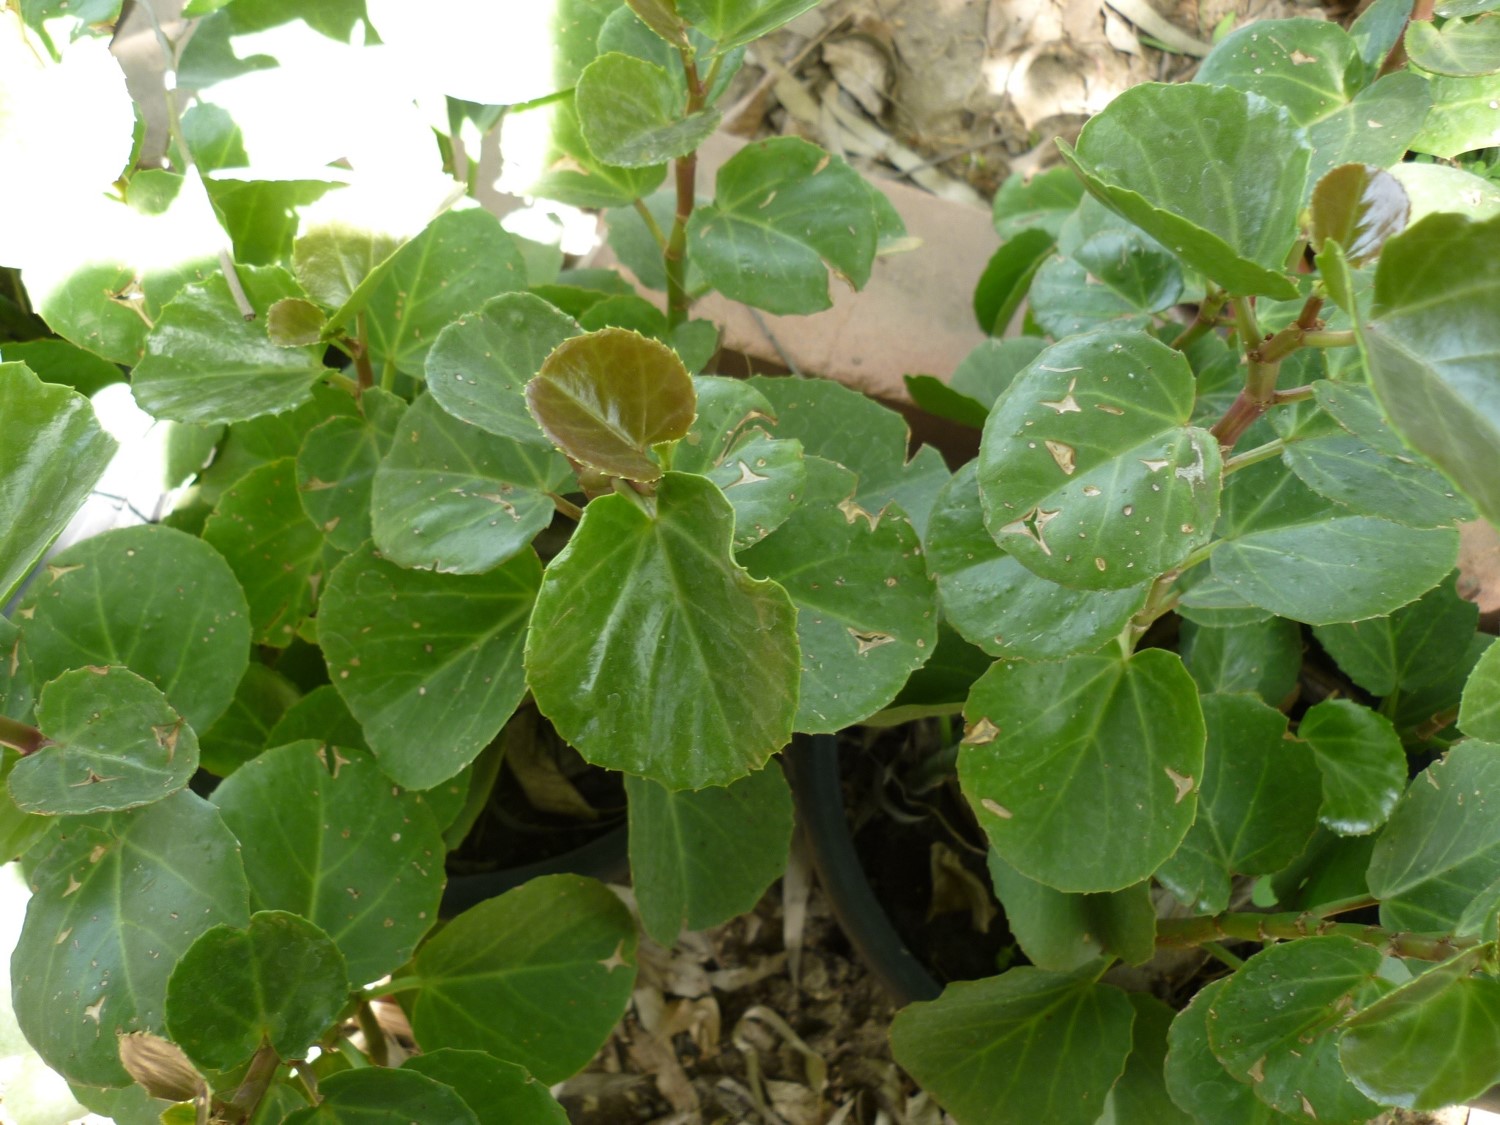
left=353, top=313, right=374, bottom=391
left=549, top=493, right=584, bottom=521
left=1300, top=329, right=1355, bottom=348
left=1156, top=908, right=1479, bottom=962
left=1123, top=570, right=1181, bottom=650
left=632, top=197, right=669, bottom=252
left=1169, top=289, right=1227, bottom=351
left=1272, top=384, right=1316, bottom=404
left=356, top=1000, right=389, bottom=1066
left=1230, top=295, right=1262, bottom=356
left=663, top=49, right=708, bottom=330
left=1415, top=705, right=1462, bottom=742
left=1222, top=438, right=1285, bottom=474
left=223, top=1043, right=282, bottom=1123
left=0, top=715, right=46, bottom=755
left=1202, top=941, right=1245, bottom=969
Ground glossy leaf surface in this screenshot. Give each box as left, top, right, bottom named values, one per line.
left=986, top=854, right=1155, bottom=971
left=211, top=742, right=445, bottom=984
left=677, top=0, right=822, bottom=52
left=1406, top=14, right=1500, bottom=75
left=1209, top=459, right=1457, bottom=624
left=1314, top=572, right=1478, bottom=697
left=9, top=667, right=197, bottom=816
left=202, top=458, right=335, bottom=646
left=164, top=911, right=348, bottom=1071
left=361, top=210, right=527, bottom=382
left=1156, top=694, right=1320, bottom=914
left=1178, top=616, right=1302, bottom=703
left=1298, top=699, right=1406, bottom=836
left=284, top=1068, right=477, bottom=1125
left=1367, top=741, right=1500, bottom=931
left=372, top=394, right=571, bottom=574
left=528, top=473, right=798, bottom=789
left=1340, top=949, right=1500, bottom=1110
left=18, top=524, right=251, bottom=733
left=688, top=138, right=877, bottom=314
left=1207, top=936, right=1387, bottom=1122
left=1058, top=83, right=1307, bottom=298
left=1363, top=213, right=1500, bottom=526
left=426, top=293, right=579, bottom=448
left=320, top=545, right=539, bottom=789
left=960, top=649, right=1203, bottom=892
left=1164, top=980, right=1301, bottom=1125
left=740, top=458, right=938, bottom=731
left=0, top=363, right=116, bottom=606
left=1310, top=163, right=1409, bottom=265
left=198, top=662, right=300, bottom=777
left=295, top=388, right=407, bottom=553
left=626, top=766, right=793, bottom=945
left=1460, top=641, right=1500, bottom=740
left=529, top=98, right=668, bottom=209
left=11, top=792, right=250, bottom=1087
left=925, top=462, right=1146, bottom=660
left=527, top=328, right=694, bottom=480
left=409, top=875, right=637, bottom=1084
left=1101, top=994, right=1194, bottom=1125
left=292, top=222, right=401, bottom=311
left=670, top=375, right=806, bottom=549
left=575, top=52, right=719, bottom=166
left=403, top=1051, right=568, bottom=1125
left=131, top=267, right=329, bottom=424
left=889, top=964, right=1134, bottom=1125
left=977, top=329, right=1221, bottom=591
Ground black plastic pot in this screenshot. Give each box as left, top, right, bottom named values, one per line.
left=784, top=733, right=942, bottom=1006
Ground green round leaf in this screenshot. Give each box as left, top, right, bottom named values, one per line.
left=1156, top=694, right=1320, bottom=914
left=889, top=964, right=1135, bottom=1125
left=1164, top=979, right=1301, bottom=1125
left=10, top=791, right=250, bottom=1087
left=671, top=375, right=807, bottom=549
left=740, top=457, right=938, bottom=731
left=18, top=524, right=251, bottom=733
left=526, top=328, right=695, bottom=481
left=0, top=746, right=50, bottom=862
left=403, top=1050, right=567, bottom=1125
left=1364, top=213, right=1500, bottom=526
left=973, top=228, right=1055, bottom=335
left=425, top=293, right=580, bottom=448
left=284, top=1067, right=478, bottom=1125
left=926, top=461, right=1148, bottom=660
left=1178, top=616, right=1303, bottom=703
left=320, top=545, right=539, bottom=790
left=295, top=388, right=408, bottom=553
left=293, top=222, right=401, bottom=312
left=165, top=911, right=349, bottom=1071
left=992, top=166, right=1085, bottom=238
left=977, top=328, right=1222, bottom=590
left=1406, top=13, right=1500, bottom=75
left=1299, top=700, right=1405, bottom=836
left=1367, top=740, right=1500, bottom=932
left=626, top=765, right=793, bottom=946
left=1209, top=457, right=1458, bottom=625
left=1460, top=639, right=1500, bottom=740
left=371, top=394, right=572, bottom=574
left=0, top=363, right=117, bottom=606
left=987, top=853, right=1156, bottom=972
left=1206, top=936, right=1388, bottom=1123
left=211, top=742, right=445, bottom=985
left=1058, top=83, right=1308, bottom=299
left=1028, top=253, right=1154, bottom=339
left=202, top=458, right=339, bottom=646
left=1197, top=18, right=1363, bottom=125
left=361, top=210, right=528, bottom=383
left=131, top=266, right=330, bottom=424
left=575, top=52, right=720, bottom=167
left=267, top=297, right=326, bottom=347
left=960, top=648, right=1204, bottom=892
left=408, top=874, right=637, bottom=1084
left=1391, top=162, right=1500, bottom=223
left=950, top=336, right=1049, bottom=410
left=748, top=374, right=951, bottom=539
left=0, top=339, right=125, bottom=399
left=1339, top=949, right=1500, bottom=1110
left=267, top=684, right=369, bottom=752
left=529, top=99, right=668, bottom=209
left=527, top=473, right=799, bottom=788
left=1106, top=994, right=1195, bottom=1125
left=198, top=662, right=301, bottom=777
left=1310, top=163, right=1410, bottom=265
left=8, top=667, right=197, bottom=815
left=688, top=137, right=878, bottom=315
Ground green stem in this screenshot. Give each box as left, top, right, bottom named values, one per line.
left=1156, top=909, right=1479, bottom=962
left=356, top=1001, right=389, bottom=1067
left=223, top=1043, right=282, bottom=1123
left=1123, top=570, right=1182, bottom=651
left=1230, top=295, right=1262, bottom=356
left=353, top=313, right=374, bottom=392
left=1300, top=329, right=1356, bottom=348
left=632, top=197, right=669, bottom=252
left=1272, top=384, right=1316, bottom=405
left=0, top=714, right=46, bottom=755
left=1169, top=289, right=1227, bottom=352
left=361, top=976, right=425, bottom=998
left=1202, top=941, right=1245, bottom=970
left=662, top=50, right=708, bottom=330
left=1222, top=438, right=1285, bottom=474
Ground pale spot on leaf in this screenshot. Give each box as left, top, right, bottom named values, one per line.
left=600, top=939, right=630, bottom=972
left=849, top=629, right=895, bottom=655
left=1165, top=767, right=1194, bottom=803
left=726, top=460, right=769, bottom=488
left=980, top=798, right=1013, bottom=819
left=1045, top=441, right=1077, bottom=475
left=962, top=717, right=999, bottom=745
left=1140, top=458, right=1168, bottom=472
